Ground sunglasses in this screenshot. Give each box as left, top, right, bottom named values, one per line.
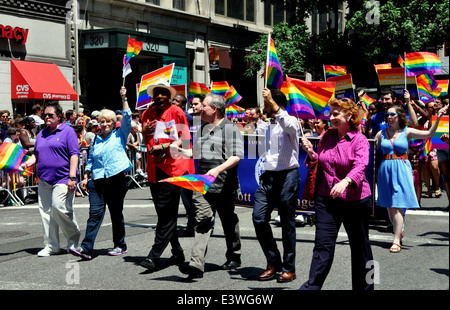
left=385, top=113, right=399, bottom=117
left=44, top=113, right=55, bottom=118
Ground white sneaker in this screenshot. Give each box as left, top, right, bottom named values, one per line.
left=37, top=246, right=59, bottom=257
left=295, top=214, right=305, bottom=224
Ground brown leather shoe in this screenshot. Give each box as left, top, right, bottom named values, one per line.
left=258, top=266, right=279, bottom=281
left=277, top=272, right=296, bottom=283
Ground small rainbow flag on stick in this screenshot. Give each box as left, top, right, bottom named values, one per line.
left=361, top=93, right=376, bottom=107
left=224, top=86, right=242, bottom=105
left=123, top=37, right=143, bottom=80
left=159, top=174, right=216, bottom=194
left=226, top=104, right=246, bottom=118
left=211, top=81, right=230, bottom=97
left=323, top=65, right=347, bottom=80
left=189, top=82, right=211, bottom=102
left=265, top=33, right=284, bottom=89
left=0, top=143, right=29, bottom=174
left=405, top=52, right=441, bottom=76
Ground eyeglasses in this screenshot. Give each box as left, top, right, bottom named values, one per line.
left=44, top=113, right=55, bottom=118
left=385, top=113, right=399, bottom=117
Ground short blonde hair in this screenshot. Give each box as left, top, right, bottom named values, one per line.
left=98, top=109, right=117, bottom=123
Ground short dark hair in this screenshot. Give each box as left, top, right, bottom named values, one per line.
left=271, top=89, right=287, bottom=107
left=44, top=101, right=63, bottom=122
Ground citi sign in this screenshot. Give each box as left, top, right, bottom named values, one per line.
left=0, top=24, right=29, bottom=44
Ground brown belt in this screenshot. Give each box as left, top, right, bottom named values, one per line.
left=383, top=154, right=408, bottom=160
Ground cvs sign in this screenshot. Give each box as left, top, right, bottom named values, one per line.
left=0, top=24, right=29, bottom=44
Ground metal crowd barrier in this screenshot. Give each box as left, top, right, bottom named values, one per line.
left=125, top=143, right=148, bottom=189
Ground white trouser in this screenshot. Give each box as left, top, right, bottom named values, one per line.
left=38, top=180, right=80, bottom=251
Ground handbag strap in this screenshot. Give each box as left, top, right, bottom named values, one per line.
left=385, top=129, right=407, bottom=164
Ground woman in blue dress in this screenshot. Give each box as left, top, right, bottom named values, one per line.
left=375, top=102, right=448, bottom=253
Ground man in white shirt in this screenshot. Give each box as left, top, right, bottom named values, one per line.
left=252, top=88, right=300, bottom=283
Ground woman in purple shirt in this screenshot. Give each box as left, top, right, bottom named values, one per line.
left=21, top=101, right=81, bottom=257
left=299, top=98, right=374, bottom=290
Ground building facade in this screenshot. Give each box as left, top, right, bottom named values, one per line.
left=1, top=0, right=289, bottom=115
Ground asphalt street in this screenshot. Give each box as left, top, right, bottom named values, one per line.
left=0, top=182, right=448, bottom=302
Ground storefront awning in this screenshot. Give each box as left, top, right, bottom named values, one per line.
left=10, top=60, right=78, bottom=101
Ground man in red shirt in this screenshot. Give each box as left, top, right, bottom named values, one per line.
left=139, top=80, right=194, bottom=272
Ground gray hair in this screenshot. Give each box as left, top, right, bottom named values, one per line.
left=205, top=94, right=226, bottom=117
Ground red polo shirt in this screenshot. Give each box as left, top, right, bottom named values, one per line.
left=141, top=104, right=194, bottom=183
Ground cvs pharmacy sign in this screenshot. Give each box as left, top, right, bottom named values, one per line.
left=0, top=24, right=29, bottom=44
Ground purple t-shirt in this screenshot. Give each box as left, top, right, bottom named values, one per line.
left=34, top=123, right=80, bottom=185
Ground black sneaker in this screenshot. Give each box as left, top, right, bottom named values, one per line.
left=179, top=265, right=203, bottom=279
left=69, top=246, right=92, bottom=260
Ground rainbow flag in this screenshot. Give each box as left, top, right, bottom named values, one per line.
left=374, top=63, right=392, bottom=72
left=189, top=82, right=211, bottom=101
left=417, top=74, right=441, bottom=102
left=436, top=80, right=449, bottom=96
left=361, top=93, right=376, bottom=107
left=224, top=85, right=242, bottom=106
left=211, top=81, right=230, bottom=97
left=0, top=142, right=28, bottom=174
left=137, top=64, right=175, bottom=109
left=323, top=65, right=347, bottom=80
left=124, top=37, right=143, bottom=65
left=159, top=174, right=216, bottom=194
left=226, top=104, right=246, bottom=118
left=282, top=78, right=315, bottom=119
left=266, top=34, right=284, bottom=89
left=421, top=137, right=432, bottom=159
left=288, top=77, right=333, bottom=119
left=405, top=52, right=441, bottom=76
left=398, top=55, right=405, bottom=67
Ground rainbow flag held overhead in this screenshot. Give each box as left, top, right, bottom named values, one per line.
left=288, top=76, right=333, bottom=119
left=189, top=82, right=211, bottom=102
left=281, top=79, right=315, bottom=119
left=137, top=64, right=175, bottom=109
left=159, top=174, right=216, bottom=194
left=374, top=63, right=392, bottom=73
left=226, top=104, right=246, bottom=119
left=323, top=65, right=347, bottom=80
left=266, top=34, right=284, bottom=89
left=211, top=81, right=230, bottom=97
left=361, top=93, right=376, bottom=107
left=405, top=52, right=441, bottom=77
left=417, top=74, right=441, bottom=102
left=124, top=37, right=143, bottom=65
left=224, top=85, right=242, bottom=106
left=0, top=142, right=28, bottom=174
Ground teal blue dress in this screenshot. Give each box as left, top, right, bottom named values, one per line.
left=377, top=128, right=420, bottom=209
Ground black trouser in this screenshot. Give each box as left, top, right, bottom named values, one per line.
left=147, top=167, right=183, bottom=261
left=300, top=195, right=375, bottom=290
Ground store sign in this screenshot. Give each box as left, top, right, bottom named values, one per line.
left=0, top=24, right=29, bottom=44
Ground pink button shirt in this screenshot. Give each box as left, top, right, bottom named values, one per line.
left=314, top=129, right=372, bottom=201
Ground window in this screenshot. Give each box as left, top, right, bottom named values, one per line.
left=264, top=2, right=288, bottom=26
left=173, top=0, right=185, bottom=10
left=215, top=0, right=255, bottom=22
left=311, top=5, right=344, bottom=35
left=146, top=0, right=160, bottom=5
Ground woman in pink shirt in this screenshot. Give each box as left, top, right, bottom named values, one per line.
left=299, top=98, right=374, bottom=290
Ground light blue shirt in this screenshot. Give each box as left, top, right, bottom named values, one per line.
left=85, top=109, right=132, bottom=180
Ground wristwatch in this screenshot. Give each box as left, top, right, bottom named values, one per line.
left=68, top=176, right=77, bottom=181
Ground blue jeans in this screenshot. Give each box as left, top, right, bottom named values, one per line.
left=80, top=173, right=128, bottom=253
left=252, top=168, right=299, bottom=273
